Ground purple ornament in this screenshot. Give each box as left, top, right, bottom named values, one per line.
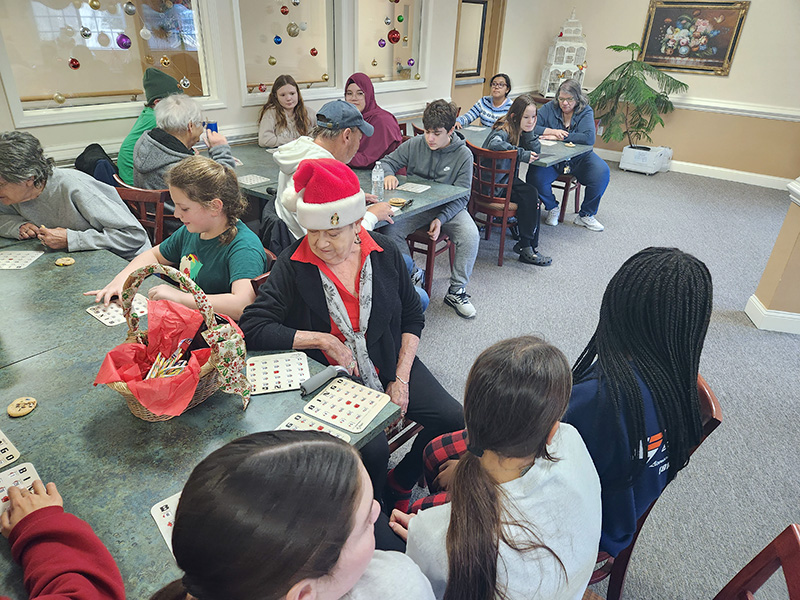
left=407, top=58, right=415, bottom=67
left=116, top=33, right=132, bottom=49
left=378, top=38, right=386, bottom=48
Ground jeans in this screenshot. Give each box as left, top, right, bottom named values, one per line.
left=380, top=208, right=479, bottom=292
left=526, top=151, right=610, bottom=217
left=402, top=253, right=429, bottom=312
left=511, top=178, right=541, bottom=250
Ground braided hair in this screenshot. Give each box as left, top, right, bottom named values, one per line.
left=572, top=247, right=713, bottom=486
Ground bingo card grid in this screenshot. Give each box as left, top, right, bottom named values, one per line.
left=150, top=492, right=181, bottom=553
left=0, top=464, right=40, bottom=514
left=0, top=251, right=44, bottom=270
left=247, top=352, right=310, bottom=394
left=303, top=377, right=391, bottom=434
left=276, top=413, right=352, bottom=443
left=0, top=430, right=20, bottom=468
left=86, top=293, right=149, bottom=327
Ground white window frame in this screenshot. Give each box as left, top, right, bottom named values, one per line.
left=0, top=0, right=226, bottom=129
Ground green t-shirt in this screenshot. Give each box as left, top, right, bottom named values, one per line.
left=158, top=221, right=267, bottom=294
left=118, top=107, right=156, bottom=185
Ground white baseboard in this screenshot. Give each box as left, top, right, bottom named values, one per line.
left=744, top=295, right=800, bottom=335
left=595, top=148, right=793, bottom=191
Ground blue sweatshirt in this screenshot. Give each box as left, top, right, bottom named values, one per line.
left=534, top=101, right=597, bottom=155
left=563, top=364, right=669, bottom=557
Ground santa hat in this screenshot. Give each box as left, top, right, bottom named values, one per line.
left=290, top=159, right=366, bottom=230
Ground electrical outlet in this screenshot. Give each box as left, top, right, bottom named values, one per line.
left=597, top=124, right=605, bottom=135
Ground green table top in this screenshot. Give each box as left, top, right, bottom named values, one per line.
left=0, top=240, right=399, bottom=599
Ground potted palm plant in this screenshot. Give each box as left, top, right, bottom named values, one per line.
left=588, top=42, right=687, bottom=174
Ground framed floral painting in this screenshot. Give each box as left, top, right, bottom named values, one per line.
left=638, top=1, right=750, bottom=75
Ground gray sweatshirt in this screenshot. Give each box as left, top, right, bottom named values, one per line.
left=0, top=168, right=151, bottom=260
left=380, top=132, right=473, bottom=224
left=133, top=128, right=236, bottom=190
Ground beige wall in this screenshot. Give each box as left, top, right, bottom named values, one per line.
left=496, top=0, right=800, bottom=180
left=755, top=202, right=800, bottom=311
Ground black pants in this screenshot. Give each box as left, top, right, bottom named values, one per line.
left=511, top=178, right=541, bottom=250
left=360, top=357, right=464, bottom=499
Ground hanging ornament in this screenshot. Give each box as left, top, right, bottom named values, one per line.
left=144, top=55, right=154, bottom=64
left=160, top=55, right=171, bottom=67
left=397, top=15, right=404, bottom=22
left=310, top=47, right=318, bottom=56
left=89, top=0, right=100, bottom=9
left=80, top=26, right=92, bottom=39
left=274, top=35, right=282, bottom=44
left=414, top=73, right=421, bottom=80
left=407, top=58, right=415, bottom=67
left=180, top=77, right=191, bottom=88
left=384, top=17, right=391, bottom=25
left=378, top=38, right=386, bottom=48
left=64, top=25, right=76, bottom=36
left=321, top=73, right=329, bottom=81
left=299, top=21, right=308, bottom=31
left=280, top=5, right=289, bottom=14
left=287, top=22, right=300, bottom=37
left=258, top=83, right=267, bottom=92
left=123, top=2, right=136, bottom=15
left=371, top=58, right=378, bottom=67
left=292, top=0, right=300, bottom=4
left=387, top=29, right=400, bottom=44
left=116, top=33, right=132, bottom=49
left=97, top=32, right=110, bottom=46
left=139, top=27, right=152, bottom=40
left=68, top=57, right=81, bottom=69
left=268, top=55, right=277, bottom=65
left=53, top=92, right=66, bottom=104
left=403, top=35, right=408, bottom=42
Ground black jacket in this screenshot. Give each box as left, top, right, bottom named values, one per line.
left=239, top=231, right=424, bottom=387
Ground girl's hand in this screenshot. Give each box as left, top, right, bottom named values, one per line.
left=389, top=509, right=415, bottom=542
left=432, top=459, right=459, bottom=492
left=147, top=284, right=189, bottom=304
left=454, top=121, right=463, bottom=129
left=528, top=152, right=539, bottom=163
left=85, top=276, right=126, bottom=307
left=1, top=481, right=63, bottom=539
left=384, top=175, right=399, bottom=190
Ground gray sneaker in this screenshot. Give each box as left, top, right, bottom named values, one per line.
left=574, top=214, right=604, bottom=231
left=544, top=207, right=560, bottom=226
left=410, top=265, right=425, bottom=287
left=444, top=287, right=477, bottom=319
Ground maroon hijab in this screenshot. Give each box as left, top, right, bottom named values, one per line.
left=345, top=73, right=402, bottom=169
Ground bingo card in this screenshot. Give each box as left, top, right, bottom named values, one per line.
left=0, top=430, right=20, bottom=467
left=150, top=492, right=181, bottom=553
left=86, top=293, right=148, bottom=326
left=396, top=182, right=431, bottom=193
left=276, top=413, right=352, bottom=443
left=0, top=251, right=43, bottom=270
left=237, top=174, right=271, bottom=186
left=303, top=377, right=391, bottom=434
left=247, top=352, right=310, bottom=394
left=0, top=464, right=40, bottom=514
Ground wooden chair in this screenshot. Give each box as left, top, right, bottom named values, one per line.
left=592, top=374, right=723, bottom=600
left=406, top=228, right=454, bottom=296
left=713, top=524, right=800, bottom=600
left=250, top=248, right=278, bottom=296
left=553, top=175, right=581, bottom=223
left=398, top=122, right=408, bottom=136
left=386, top=415, right=424, bottom=453
left=113, top=175, right=180, bottom=245
left=465, top=141, right=518, bottom=266
left=412, top=123, right=424, bottom=136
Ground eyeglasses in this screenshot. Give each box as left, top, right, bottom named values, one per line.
left=557, top=96, right=576, bottom=104
left=490, top=82, right=507, bottom=88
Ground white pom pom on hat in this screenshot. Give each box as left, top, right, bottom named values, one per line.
left=294, top=158, right=366, bottom=230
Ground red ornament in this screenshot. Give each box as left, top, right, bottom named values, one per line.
left=558, top=32, right=563, bottom=37
left=387, top=29, right=401, bottom=44
left=68, top=58, right=80, bottom=69
left=310, top=47, right=318, bottom=56
left=281, top=5, right=289, bottom=14
left=258, top=83, right=267, bottom=92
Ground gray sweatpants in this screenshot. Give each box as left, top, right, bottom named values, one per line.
left=378, top=208, right=479, bottom=292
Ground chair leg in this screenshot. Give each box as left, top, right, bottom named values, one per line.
left=424, top=241, right=436, bottom=296
left=497, top=217, right=507, bottom=267
left=574, top=182, right=582, bottom=214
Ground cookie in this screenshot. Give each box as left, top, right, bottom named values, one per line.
left=8, top=397, right=37, bottom=417
left=55, top=257, right=75, bottom=266
left=564, top=142, right=576, bottom=147
left=389, top=197, right=407, bottom=207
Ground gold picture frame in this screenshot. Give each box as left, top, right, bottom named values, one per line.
left=638, top=1, right=750, bottom=75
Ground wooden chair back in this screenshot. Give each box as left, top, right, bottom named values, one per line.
left=250, top=248, right=278, bottom=296
left=398, top=122, right=408, bottom=136
left=113, top=175, right=178, bottom=245
left=713, top=524, right=800, bottom=600
left=598, top=374, right=723, bottom=600
left=412, top=123, right=424, bottom=136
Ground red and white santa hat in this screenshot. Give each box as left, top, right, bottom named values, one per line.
left=289, top=158, right=366, bottom=230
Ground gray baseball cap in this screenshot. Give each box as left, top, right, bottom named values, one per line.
left=316, top=100, right=374, bottom=136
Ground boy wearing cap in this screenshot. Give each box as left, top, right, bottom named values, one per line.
left=117, top=68, right=183, bottom=185
left=381, top=100, right=479, bottom=319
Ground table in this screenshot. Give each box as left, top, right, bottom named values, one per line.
left=0, top=241, right=399, bottom=599
left=453, top=126, right=593, bottom=168
left=230, top=142, right=471, bottom=227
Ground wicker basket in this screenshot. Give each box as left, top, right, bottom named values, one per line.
left=105, top=264, right=223, bottom=422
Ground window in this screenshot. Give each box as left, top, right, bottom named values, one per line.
left=454, top=0, right=486, bottom=78
left=356, top=0, right=422, bottom=83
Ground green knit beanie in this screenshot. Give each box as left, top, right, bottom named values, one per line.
left=143, top=68, right=182, bottom=105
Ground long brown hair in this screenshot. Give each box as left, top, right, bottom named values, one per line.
left=491, top=94, right=537, bottom=146
left=257, top=74, right=311, bottom=137
left=444, top=336, right=572, bottom=600
left=165, top=155, right=247, bottom=245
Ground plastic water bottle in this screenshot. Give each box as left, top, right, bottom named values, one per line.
left=371, top=161, right=384, bottom=201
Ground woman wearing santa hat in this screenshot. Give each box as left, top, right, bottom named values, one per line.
left=240, top=158, right=464, bottom=524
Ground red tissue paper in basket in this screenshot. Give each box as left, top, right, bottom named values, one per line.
left=94, top=299, right=212, bottom=417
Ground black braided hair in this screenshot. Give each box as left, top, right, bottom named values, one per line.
left=573, top=247, right=713, bottom=486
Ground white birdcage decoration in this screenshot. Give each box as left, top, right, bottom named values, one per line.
left=539, top=9, right=588, bottom=98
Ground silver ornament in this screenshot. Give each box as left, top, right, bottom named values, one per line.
left=292, top=0, right=300, bottom=4
left=80, top=26, right=92, bottom=39
left=287, top=22, right=300, bottom=37
left=123, top=2, right=136, bottom=15
left=298, top=21, right=308, bottom=31
left=384, top=17, right=391, bottom=25
left=139, top=27, right=152, bottom=40
left=180, top=77, right=191, bottom=89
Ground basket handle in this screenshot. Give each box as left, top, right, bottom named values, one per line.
left=120, top=264, right=217, bottom=337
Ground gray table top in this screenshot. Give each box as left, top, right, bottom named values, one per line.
left=0, top=240, right=399, bottom=599
left=230, top=142, right=470, bottom=227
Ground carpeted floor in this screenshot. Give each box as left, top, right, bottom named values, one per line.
left=395, top=162, right=799, bottom=599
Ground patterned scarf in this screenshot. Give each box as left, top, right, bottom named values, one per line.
left=318, top=255, right=383, bottom=392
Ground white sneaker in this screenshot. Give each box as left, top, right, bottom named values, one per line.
left=574, top=214, right=604, bottom=231
left=544, top=207, right=560, bottom=227
left=444, top=287, right=477, bottom=319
